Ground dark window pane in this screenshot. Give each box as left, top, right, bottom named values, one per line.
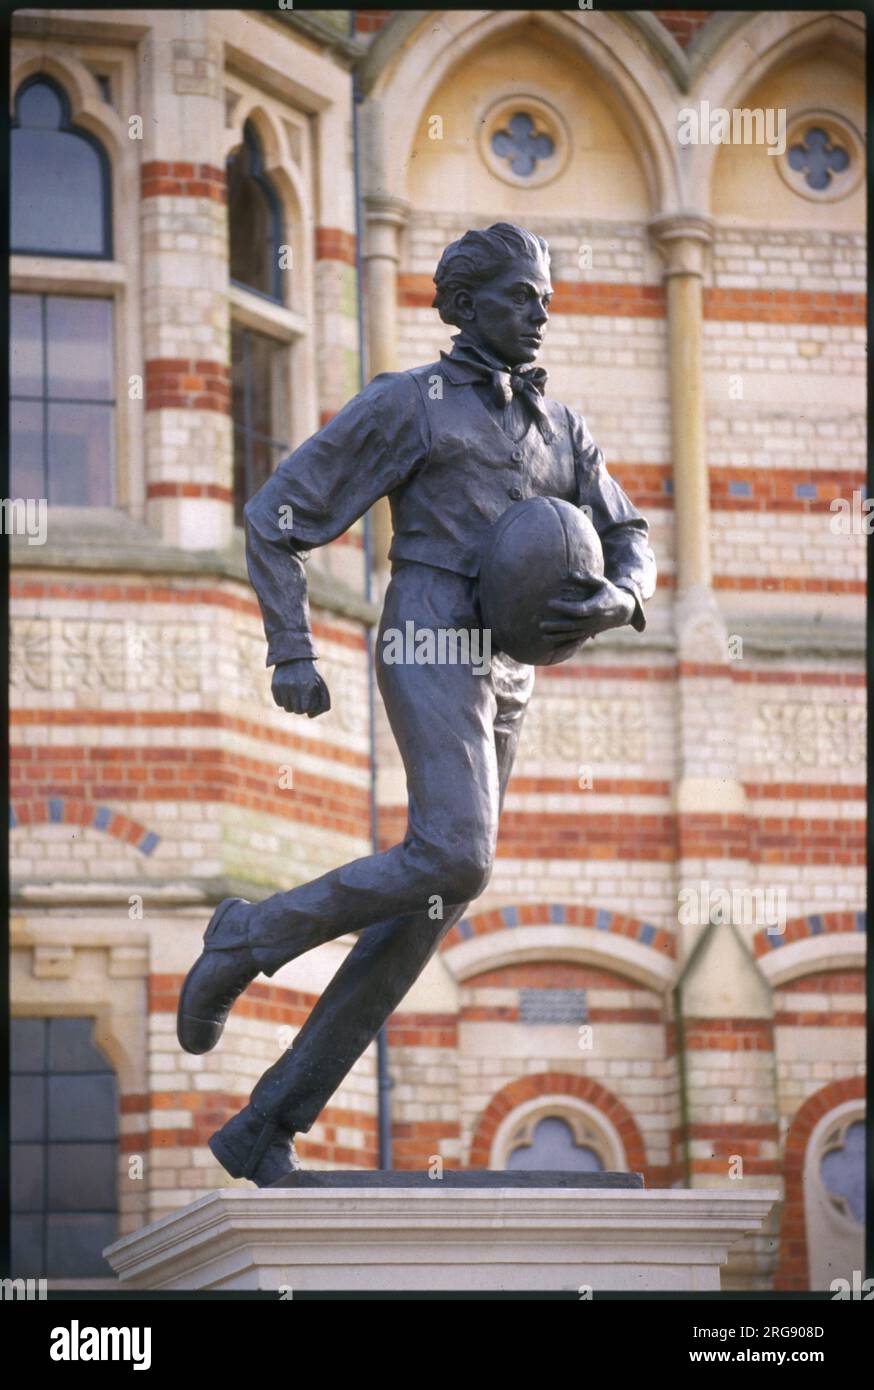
left=11, top=1076, right=45, bottom=1142
left=49, top=1144, right=116, bottom=1211
left=48, top=1017, right=114, bottom=1074
left=12, top=1017, right=47, bottom=1072
left=12, top=1145, right=45, bottom=1212
left=227, top=121, right=282, bottom=300
left=248, top=332, right=275, bottom=438
left=11, top=1216, right=44, bottom=1277
left=48, top=1073, right=117, bottom=1141
left=46, top=297, right=114, bottom=401
left=47, top=401, right=114, bottom=505
left=12, top=128, right=107, bottom=256
left=17, top=80, right=64, bottom=128
left=11, top=294, right=43, bottom=396
left=507, top=1117, right=605, bottom=1171
left=47, top=1214, right=116, bottom=1279
left=10, top=400, right=45, bottom=499
left=231, top=323, right=288, bottom=524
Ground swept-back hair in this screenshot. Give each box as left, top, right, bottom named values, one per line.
left=432, top=223, right=550, bottom=327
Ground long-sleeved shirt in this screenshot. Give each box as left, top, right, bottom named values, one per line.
left=244, top=343, right=657, bottom=666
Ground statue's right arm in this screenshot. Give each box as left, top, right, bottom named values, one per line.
left=242, top=372, right=428, bottom=716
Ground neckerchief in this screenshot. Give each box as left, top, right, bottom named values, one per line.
left=442, top=332, right=553, bottom=441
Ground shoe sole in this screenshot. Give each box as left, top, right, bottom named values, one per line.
left=176, top=898, right=245, bottom=1055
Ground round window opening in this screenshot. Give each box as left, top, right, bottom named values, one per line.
left=479, top=95, right=570, bottom=189
left=778, top=110, right=863, bottom=203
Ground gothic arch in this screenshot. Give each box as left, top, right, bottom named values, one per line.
left=359, top=8, right=684, bottom=216
left=469, top=1070, right=649, bottom=1175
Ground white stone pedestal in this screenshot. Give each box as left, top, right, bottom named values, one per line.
left=105, top=1187, right=778, bottom=1292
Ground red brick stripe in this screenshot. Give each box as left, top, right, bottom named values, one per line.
left=147, top=483, right=232, bottom=502
left=745, top=782, right=866, bottom=800
left=141, top=161, right=226, bottom=202
left=654, top=10, right=714, bottom=48
left=683, top=1018, right=773, bottom=1050
left=315, top=227, right=357, bottom=266
left=777, top=970, right=864, bottom=992
left=775, top=1010, right=865, bottom=1027
left=10, top=714, right=368, bottom=771
left=145, top=358, right=231, bottom=415
left=705, top=286, right=865, bottom=326
left=10, top=578, right=367, bottom=651
left=713, top=575, right=865, bottom=596
left=12, top=748, right=370, bottom=838
left=399, top=275, right=866, bottom=325
left=386, top=1014, right=458, bottom=1047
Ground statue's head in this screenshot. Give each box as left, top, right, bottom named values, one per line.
left=432, top=223, right=552, bottom=367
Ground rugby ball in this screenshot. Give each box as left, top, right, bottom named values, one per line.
left=478, top=497, right=604, bottom=665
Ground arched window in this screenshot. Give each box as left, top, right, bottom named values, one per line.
left=227, top=120, right=283, bottom=301
left=12, top=75, right=112, bottom=258
left=506, top=1115, right=606, bottom=1172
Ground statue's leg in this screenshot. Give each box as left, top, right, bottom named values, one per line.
left=238, top=567, right=525, bottom=970
left=245, top=648, right=533, bottom=1139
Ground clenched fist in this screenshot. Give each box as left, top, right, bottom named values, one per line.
left=271, top=659, right=331, bottom=718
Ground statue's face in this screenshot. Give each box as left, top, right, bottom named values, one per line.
left=467, top=258, right=553, bottom=366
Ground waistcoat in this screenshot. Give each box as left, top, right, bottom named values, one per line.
left=387, top=360, right=578, bottom=578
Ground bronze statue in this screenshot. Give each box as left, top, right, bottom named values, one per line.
left=177, top=224, right=656, bottom=1184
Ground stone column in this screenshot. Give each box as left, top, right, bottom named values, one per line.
left=650, top=213, right=748, bottom=958
left=651, top=217, right=780, bottom=1280
left=362, top=193, right=410, bottom=572
left=139, top=13, right=233, bottom=551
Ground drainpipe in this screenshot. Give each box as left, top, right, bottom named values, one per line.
left=351, top=18, right=393, bottom=1169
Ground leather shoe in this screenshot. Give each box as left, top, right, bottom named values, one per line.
left=209, top=1103, right=301, bottom=1186
left=177, top=898, right=259, bottom=1055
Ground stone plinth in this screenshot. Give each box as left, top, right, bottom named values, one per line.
left=105, top=1177, right=778, bottom=1292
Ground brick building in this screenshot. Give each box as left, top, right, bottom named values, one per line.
left=9, top=8, right=865, bottom=1292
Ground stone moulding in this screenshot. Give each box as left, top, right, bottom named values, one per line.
left=105, top=1187, right=779, bottom=1293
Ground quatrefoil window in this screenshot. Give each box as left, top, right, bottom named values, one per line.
left=491, top=113, right=555, bottom=178
left=778, top=110, right=862, bottom=203
left=479, top=94, right=569, bottom=189
left=787, top=127, right=849, bottom=191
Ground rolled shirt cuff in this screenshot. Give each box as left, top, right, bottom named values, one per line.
left=612, top=579, right=647, bottom=633
left=265, top=630, right=318, bottom=666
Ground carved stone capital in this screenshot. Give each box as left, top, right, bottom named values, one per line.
left=649, top=212, right=714, bottom=278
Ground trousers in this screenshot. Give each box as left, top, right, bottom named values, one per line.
left=245, top=562, right=535, bottom=1133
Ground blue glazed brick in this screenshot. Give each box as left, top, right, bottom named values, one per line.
left=794, top=483, right=817, bottom=499
left=48, top=798, right=63, bottom=823
left=458, top=918, right=473, bottom=940
left=639, top=923, right=656, bottom=946
left=9, top=806, right=16, bottom=829
left=595, top=908, right=612, bottom=931
left=139, top=832, right=160, bottom=856
left=549, top=903, right=565, bottom=924
left=808, top=914, right=824, bottom=935
left=856, top=911, right=866, bottom=932
left=93, top=806, right=111, bottom=831
left=502, top=905, right=518, bottom=927
left=728, top=480, right=752, bottom=497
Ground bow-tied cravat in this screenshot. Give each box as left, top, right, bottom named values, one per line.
left=489, top=364, right=552, bottom=440
left=445, top=339, right=554, bottom=442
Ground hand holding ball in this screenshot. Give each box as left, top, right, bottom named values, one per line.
left=478, top=497, right=625, bottom=666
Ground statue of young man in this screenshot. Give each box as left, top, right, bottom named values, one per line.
left=177, top=224, right=657, bottom=1184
